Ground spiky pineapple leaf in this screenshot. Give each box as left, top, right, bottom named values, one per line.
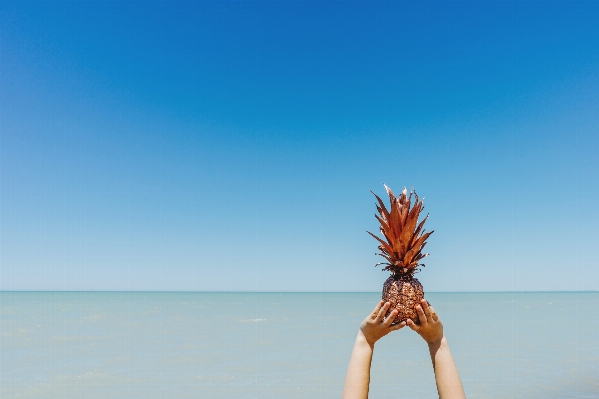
left=368, top=185, right=433, bottom=275
left=371, top=191, right=391, bottom=220
left=366, top=231, right=394, bottom=254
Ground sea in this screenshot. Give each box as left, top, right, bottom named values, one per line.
left=1, top=292, right=597, bottom=399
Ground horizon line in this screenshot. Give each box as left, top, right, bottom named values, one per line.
left=1, top=290, right=597, bottom=293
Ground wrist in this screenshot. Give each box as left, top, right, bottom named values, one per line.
left=427, top=334, right=447, bottom=349
left=357, top=329, right=376, bottom=350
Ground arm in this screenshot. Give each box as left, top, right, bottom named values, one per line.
left=407, top=299, right=466, bottom=399
left=342, top=301, right=405, bottom=399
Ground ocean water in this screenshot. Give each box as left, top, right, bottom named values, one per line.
left=1, top=292, right=597, bottom=399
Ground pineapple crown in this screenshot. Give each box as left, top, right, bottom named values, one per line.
left=367, top=184, right=434, bottom=276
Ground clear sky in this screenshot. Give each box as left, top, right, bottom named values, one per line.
left=1, top=1, right=598, bottom=291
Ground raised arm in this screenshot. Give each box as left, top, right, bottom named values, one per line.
left=342, top=301, right=405, bottom=399
left=407, top=299, right=466, bottom=399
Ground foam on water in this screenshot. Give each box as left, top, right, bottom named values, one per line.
left=1, top=292, right=597, bottom=398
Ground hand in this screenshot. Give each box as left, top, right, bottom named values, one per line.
left=407, top=299, right=444, bottom=346
left=359, top=301, right=406, bottom=347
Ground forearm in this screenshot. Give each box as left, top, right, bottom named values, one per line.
left=342, top=331, right=374, bottom=399
left=428, top=336, right=466, bottom=399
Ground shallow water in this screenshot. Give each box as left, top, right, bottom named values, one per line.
left=1, top=292, right=597, bottom=398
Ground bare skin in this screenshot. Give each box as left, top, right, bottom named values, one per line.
left=407, top=299, right=466, bottom=399
left=342, top=301, right=405, bottom=399
left=342, top=299, right=466, bottom=399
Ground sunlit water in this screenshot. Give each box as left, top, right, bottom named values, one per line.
left=1, top=292, right=597, bottom=398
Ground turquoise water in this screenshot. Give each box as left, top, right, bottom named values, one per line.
left=1, top=292, right=597, bottom=398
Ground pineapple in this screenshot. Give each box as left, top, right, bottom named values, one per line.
left=368, top=185, right=434, bottom=325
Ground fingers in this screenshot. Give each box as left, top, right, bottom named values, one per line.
left=383, top=309, right=398, bottom=327
left=416, top=304, right=427, bottom=325
left=371, top=300, right=384, bottom=319
left=375, top=302, right=391, bottom=322
left=406, top=318, right=419, bottom=331
left=420, top=299, right=439, bottom=323
left=421, top=299, right=432, bottom=321
left=389, top=321, right=406, bottom=331
left=428, top=305, right=439, bottom=322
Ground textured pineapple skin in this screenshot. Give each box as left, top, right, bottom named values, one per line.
left=382, top=275, right=424, bottom=325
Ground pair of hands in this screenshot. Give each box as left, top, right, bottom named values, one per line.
left=359, top=299, right=443, bottom=348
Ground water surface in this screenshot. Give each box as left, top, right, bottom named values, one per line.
left=1, top=292, right=597, bottom=398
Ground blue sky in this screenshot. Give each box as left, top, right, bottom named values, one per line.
left=1, top=1, right=598, bottom=291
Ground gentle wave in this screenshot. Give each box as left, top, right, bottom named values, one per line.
left=1, top=292, right=597, bottom=399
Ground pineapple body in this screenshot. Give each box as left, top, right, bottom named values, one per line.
left=382, top=275, right=424, bottom=324
left=368, top=185, right=432, bottom=324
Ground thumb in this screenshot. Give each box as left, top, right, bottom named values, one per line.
left=406, top=318, right=419, bottom=331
